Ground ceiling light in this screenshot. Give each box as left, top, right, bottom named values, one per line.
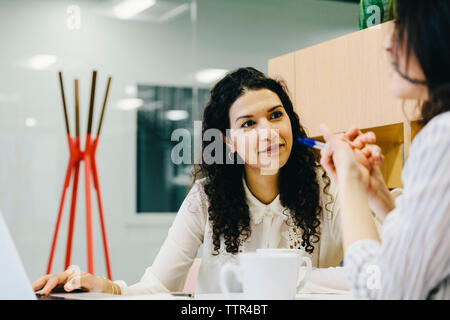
left=113, top=0, right=156, bottom=19
left=125, top=85, right=137, bottom=97
left=25, top=117, right=37, bottom=127
left=195, top=69, right=228, bottom=84
left=28, top=55, right=57, bottom=70
left=165, top=110, right=189, bottom=121
left=117, top=98, right=144, bottom=110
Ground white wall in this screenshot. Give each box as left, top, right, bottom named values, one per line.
left=0, top=0, right=358, bottom=285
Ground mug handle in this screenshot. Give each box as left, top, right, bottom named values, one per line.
left=297, top=256, right=312, bottom=289
left=219, top=263, right=241, bottom=296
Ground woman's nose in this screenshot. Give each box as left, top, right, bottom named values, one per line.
left=256, top=118, right=276, bottom=131
left=382, top=32, right=393, bottom=53
left=257, top=121, right=279, bottom=141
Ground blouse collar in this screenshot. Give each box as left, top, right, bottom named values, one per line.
left=242, top=175, right=289, bottom=225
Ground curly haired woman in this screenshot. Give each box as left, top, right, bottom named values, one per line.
left=34, top=67, right=380, bottom=296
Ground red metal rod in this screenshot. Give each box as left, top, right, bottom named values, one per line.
left=64, top=137, right=81, bottom=269
left=64, top=79, right=82, bottom=269
left=84, top=134, right=94, bottom=274
left=91, top=137, right=112, bottom=279
left=82, top=71, right=97, bottom=274
left=64, top=163, right=80, bottom=270
left=46, top=136, right=74, bottom=274
left=91, top=139, right=100, bottom=190
left=48, top=71, right=72, bottom=273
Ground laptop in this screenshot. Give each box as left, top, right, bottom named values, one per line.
left=0, top=209, right=114, bottom=300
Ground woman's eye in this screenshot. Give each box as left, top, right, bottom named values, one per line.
left=241, top=120, right=255, bottom=128
left=270, top=111, right=283, bottom=120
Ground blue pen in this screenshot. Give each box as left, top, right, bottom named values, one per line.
left=297, top=137, right=325, bottom=150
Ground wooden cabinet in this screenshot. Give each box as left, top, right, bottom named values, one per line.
left=268, top=21, right=422, bottom=188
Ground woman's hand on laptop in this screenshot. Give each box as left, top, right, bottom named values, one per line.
left=32, top=268, right=116, bottom=295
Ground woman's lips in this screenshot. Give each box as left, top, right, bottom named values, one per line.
left=260, top=144, right=284, bottom=154
left=390, top=62, right=398, bottom=78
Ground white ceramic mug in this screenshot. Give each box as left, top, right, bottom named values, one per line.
left=256, top=248, right=312, bottom=290
left=219, top=252, right=302, bottom=300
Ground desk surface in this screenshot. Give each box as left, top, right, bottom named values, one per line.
left=48, top=292, right=354, bottom=300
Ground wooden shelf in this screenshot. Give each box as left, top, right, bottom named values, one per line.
left=269, top=21, right=423, bottom=189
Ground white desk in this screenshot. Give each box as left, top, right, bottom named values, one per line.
left=195, top=293, right=354, bottom=300
left=48, top=292, right=354, bottom=300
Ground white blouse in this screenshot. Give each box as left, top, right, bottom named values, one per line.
left=116, top=170, right=358, bottom=296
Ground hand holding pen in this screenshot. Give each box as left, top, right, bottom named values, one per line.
left=298, top=126, right=383, bottom=182
left=312, top=125, right=394, bottom=219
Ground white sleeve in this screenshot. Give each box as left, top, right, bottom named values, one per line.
left=344, top=115, right=450, bottom=299
left=117, top=180, right=208, bottom=295
left=329, top=183, right=403, bottom=242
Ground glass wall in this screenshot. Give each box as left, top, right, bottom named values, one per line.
left=0, top=0, right=358, bottom=283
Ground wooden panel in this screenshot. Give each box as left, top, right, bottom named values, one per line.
left=366, top=123, right=404, bottom=188
left=404, top=118, right=424, bottom=160
left=267, top=21, right=426, bottom=188
left=313, top=123, right=404, bottom=188
left=268, top=52, right=296, bottom=104
left=293, top=22, right=407, bottom=137
left=378, top=140, right=403, bottom=188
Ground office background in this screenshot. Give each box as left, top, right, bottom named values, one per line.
left=0, top=0, right=358, bottom=284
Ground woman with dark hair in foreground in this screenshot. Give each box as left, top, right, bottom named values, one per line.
left=320, top=0, right=450, bottom=299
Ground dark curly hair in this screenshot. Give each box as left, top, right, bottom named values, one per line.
left=192, top=67, right=331, bottom=255
left=392, top=0, right=450, bottom=125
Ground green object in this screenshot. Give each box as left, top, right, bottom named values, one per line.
left=359, top=0, right=396, bottom=30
